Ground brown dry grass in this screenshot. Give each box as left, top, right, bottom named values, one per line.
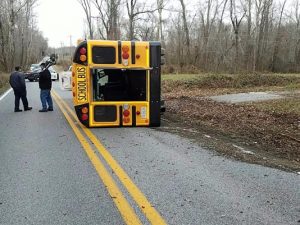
left=0, top=72, right=10, bottom=95
left=162, top=73, right=300, bottom=170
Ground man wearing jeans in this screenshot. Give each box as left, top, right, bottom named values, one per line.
left=9, top=66, right=32, bottom=112
left=38, top=63, right=53, bottom=112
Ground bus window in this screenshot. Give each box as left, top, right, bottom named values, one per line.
left=93, top=69, right=108, bottom=101
left=92, top=68, right=146, bottom=102
left=92, top=46, right=116, bottom=64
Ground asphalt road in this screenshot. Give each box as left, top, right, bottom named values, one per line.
left=0, top=81, right=299, bottom=225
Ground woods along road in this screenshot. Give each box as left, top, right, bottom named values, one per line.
left=0, top=81, right=299, bottom=225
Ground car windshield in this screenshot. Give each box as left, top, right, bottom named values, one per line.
left=30, top=64, right=40, bottom=72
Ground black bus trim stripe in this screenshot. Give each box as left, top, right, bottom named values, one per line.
left=118, top=40, right=122, bottom=64
left=131, top=41, right=135, bottom=64
left=132, top=106, right=136, bottom=126
left=119, top=106, right=123, bottom=126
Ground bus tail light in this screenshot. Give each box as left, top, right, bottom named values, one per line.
left=73, top=41, right=87, bottom=65
left=122, top=45, right=129, bottom=52
left=122, top=45, right=130, bottom=66
left=81, top=114, right=88, bottom=121
left=80, top=54, right=87, bottom=62
left=122, top=52, right=129, bottom=59
left=79, top=47, right=87, bottom=55
left=123, top=109, right=130, bottom=117
left=122, top=106, right=130, bottom=124
left=81, top=107, right=88, bottom=114
left=124, top=117, right=130, bottom=123
left=75, top=104, right=89, bottom=127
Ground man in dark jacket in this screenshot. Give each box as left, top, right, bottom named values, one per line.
left=9, top=66, right=32, bottom=112
left=38, top=63, right=53, bottom=112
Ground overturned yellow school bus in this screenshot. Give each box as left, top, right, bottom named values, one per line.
left=72, top=40, right=164, bottom=127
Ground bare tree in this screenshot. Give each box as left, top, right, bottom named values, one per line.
left=293, top=0, right=300, bottom=68
left=126, top=0, right=157, bottom=40
left=230, top=0, right=246, bottom=72
left=92, top=0, right=121, bottom=40
left=242, top=0, right=253, bottom=70
left=20, top=0, right=37, bottom=68
left=254, top=0, right=273, bottom=71
left=2, top=0, right=299, bottom=73
left=0, top=0, right=48, bottom=72
left=178, top=0, right=190, bottom=64
left=270, top=0, right=287, bottom=72
left=199, top=0, right=220, bottom=69
left=77, top=0, right=94, bottom=39
left=136, top=14, right=157, bottom=40
left=156, top=0, right=165, bottom=44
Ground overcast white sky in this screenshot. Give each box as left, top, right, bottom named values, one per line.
left=35, top=0, right=291, bottom=48
left=35, top=0, right=86, bottom=48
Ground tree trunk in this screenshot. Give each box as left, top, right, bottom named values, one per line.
left=270, top=0, right=286, bottom=72
left=178, top=0, right=190, bottom=64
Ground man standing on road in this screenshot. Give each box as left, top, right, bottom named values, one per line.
left=9, top=66, right=32, bottom=112
left=38, top=63, right=53, bottom=112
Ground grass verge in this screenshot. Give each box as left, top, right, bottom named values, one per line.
left=249, top=98, right=300, bottom=115
left=162, top=73, right=300, bottom=171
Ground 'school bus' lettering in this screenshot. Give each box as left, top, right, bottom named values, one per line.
left=72, top=40, right=164, bottom=127
left=76, top=67, right=87, bottom=102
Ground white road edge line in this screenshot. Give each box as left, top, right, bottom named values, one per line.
left=0, top=88, right=12, bottom=102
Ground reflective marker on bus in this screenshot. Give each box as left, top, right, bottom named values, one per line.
left=72, top=40, right=164, bottom=128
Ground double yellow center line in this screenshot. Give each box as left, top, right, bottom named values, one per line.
left=52, top=90, right=167, bottom=225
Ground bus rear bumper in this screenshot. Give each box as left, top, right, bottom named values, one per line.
left=75, top=102, right=161, bottom=127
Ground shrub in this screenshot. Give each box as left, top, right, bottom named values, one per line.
left=189, top=73, right=300, bottom=89
left=163, top=73, right=300, bottom=90
left=0, top=72, right=9, bottom=88
left=162, top=64, right=200, bottom=74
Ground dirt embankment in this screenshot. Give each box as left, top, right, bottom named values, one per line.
left=161, top=74, right=300, bottom=171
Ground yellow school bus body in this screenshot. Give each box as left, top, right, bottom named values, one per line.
left=72, top=40, right=162, bottom=127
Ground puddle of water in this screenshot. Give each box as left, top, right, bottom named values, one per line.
left=209, top=92, right=283, bottom=103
